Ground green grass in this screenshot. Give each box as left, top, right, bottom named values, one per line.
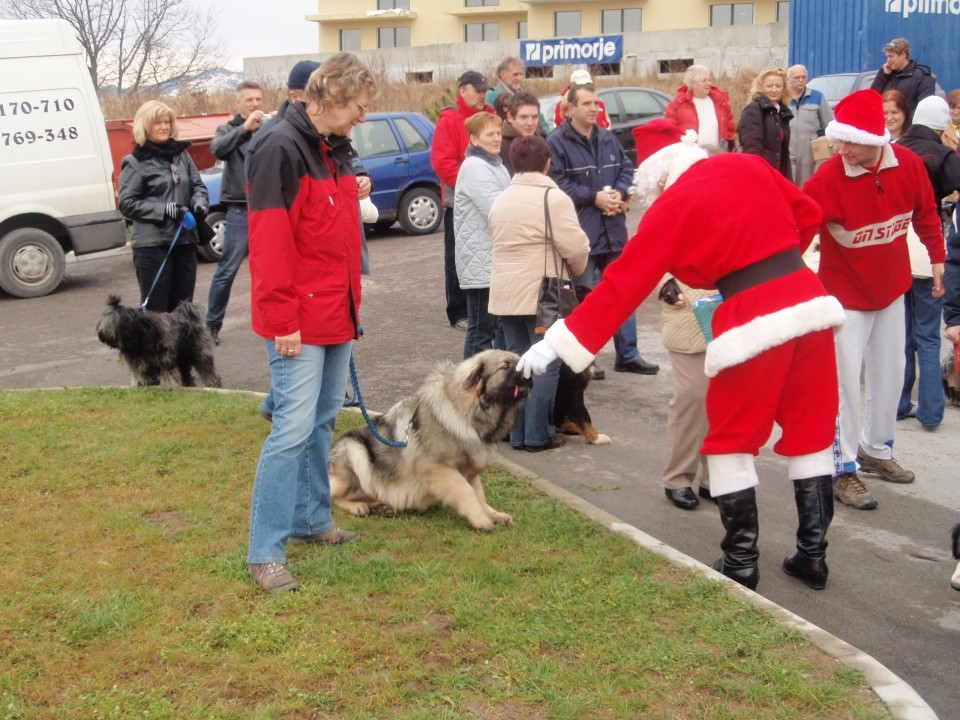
left=0, top=388, right=889, bottom=719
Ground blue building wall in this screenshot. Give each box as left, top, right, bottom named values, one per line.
left=790, top=0, right=960, bottom=92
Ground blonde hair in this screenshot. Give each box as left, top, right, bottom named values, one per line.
left=465, top=112, right=502, bottom=138
left=303, top=52, right=379, bottom=111
left=750, top=67, right=789, bottom=105
left=132, top=100, right=177, bottom=145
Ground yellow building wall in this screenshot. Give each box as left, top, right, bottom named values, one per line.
left=313, top=0, right=783, bottom=50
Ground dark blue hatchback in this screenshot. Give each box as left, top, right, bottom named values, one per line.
left=198, top=111, right=441, bottom=261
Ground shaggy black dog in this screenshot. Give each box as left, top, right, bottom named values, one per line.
left=951, top=523, right=960, bottom=592
left=96, top=295, right=221, bottom=388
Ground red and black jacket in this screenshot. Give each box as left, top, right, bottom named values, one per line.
left=247, top=101, right=361, bottom=345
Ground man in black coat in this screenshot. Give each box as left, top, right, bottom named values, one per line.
left=870, top=37, right=935, bottom=116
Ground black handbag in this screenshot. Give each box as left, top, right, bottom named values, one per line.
left=535, top=188, right=579, bottom=334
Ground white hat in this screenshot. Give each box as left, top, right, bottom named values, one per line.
left=631, top=130, right=708, bottom=206
left=569, top=69, right=592, bottom=86
left=913, top=96, right=950, bottom=132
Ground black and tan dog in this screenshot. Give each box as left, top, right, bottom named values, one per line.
left=329, top=349, right=532, bottom=531
left=552, top=284, right=611, bottom=445
left=96, top=295, right=221, bottom=388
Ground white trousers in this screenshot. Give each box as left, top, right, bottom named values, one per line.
left=833, top=300, right=905, bottom=473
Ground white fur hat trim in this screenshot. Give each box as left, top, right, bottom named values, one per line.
left=825, top=120, right=890, bottom=147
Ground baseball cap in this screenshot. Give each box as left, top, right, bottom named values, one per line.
left=288, top=60, right=321, bottom=90
left=458, top=71, right=489, bottom=91
left=569, top=69, right=593, bottom=86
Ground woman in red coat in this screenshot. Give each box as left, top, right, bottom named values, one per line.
left=664, top=65, right=736, bottom=149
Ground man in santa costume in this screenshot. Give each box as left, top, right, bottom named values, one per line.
left=518, top=139, right=846, bottom=591
left=803, top=89, right=944, bottom=510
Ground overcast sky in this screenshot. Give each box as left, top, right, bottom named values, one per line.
left=203, top=0, right=319, bottom=70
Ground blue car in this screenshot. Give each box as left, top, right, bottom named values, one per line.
left=198, top=111, right=441, bottom=261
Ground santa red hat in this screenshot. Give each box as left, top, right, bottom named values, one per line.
left=631, top=129, right=708, bottom=205
left=632, top=119, right=685, bottom=166
left=825, top=89, right=890, bottom=146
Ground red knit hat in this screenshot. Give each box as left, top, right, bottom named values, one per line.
left=825, top=89, right=890, bottom=146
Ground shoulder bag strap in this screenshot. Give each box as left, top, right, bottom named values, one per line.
left=543, top=187, right=566, bottom=280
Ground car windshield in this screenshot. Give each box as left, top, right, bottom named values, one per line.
left=806, top=75, right=856, bottom=104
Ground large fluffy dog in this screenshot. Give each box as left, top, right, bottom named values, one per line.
left=96, top=295, right=221, bottom=388
left=329, top=349, right=532, bottom=531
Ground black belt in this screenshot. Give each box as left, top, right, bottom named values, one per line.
left=715, top=248, right=805, bottom=300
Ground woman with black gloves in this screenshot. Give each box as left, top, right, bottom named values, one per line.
left=119, top=100, right=208, bottom=312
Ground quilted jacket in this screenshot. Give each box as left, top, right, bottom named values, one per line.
left=453, top=144, right=511, bottom=289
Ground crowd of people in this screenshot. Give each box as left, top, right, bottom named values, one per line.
left=114, top=40, right=960, bottom=595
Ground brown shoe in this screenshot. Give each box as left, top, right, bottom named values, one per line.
left=288, top=527, right=359, bottom=545
left=833, top=472, right=878, bottom=509
left=249, top=562, right=299, bottom=593
left=856, top=450, right=915, bottom=484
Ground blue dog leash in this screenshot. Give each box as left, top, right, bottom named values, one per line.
left=348, top=351, right=408, bottom=448
left=140, top=210, right=197, bottom=315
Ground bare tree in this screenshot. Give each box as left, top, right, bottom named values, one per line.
left=0, top=0, right=224, bottom=94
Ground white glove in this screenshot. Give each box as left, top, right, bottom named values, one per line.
left=517, top=340, right=559, bottom=378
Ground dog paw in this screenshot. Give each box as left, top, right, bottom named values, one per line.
left=470, top=518, right=496, bottom=532
left=490, top=511, right=513, bottom=525
left=370, top=503, right=396, bottom=518
left=589, top=433, right=612, bottom=445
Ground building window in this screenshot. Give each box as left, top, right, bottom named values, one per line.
left=406, top=71, right=433, bottom=83
left=518, top=20, right=527, bottom=39
left=601, top=8, right=642, bottom=33
left=465, top=22, right=500, bottom=42
left=465, top=0, right=499, bottom=6
left=592, top=62, right=621, bottom=76
left=659, top=58, right=694, bottom=74
left=710, top=3, right=754, bottom=26
left=555, top=11, right=581, bottom=37
left=378, top=26, right=410, bottom=48
left=526, top=66, right=552, bottom=79
left=340, top=28, right=361, bottom=51
left=377, top=0, right=409, bottom=8
left=777, top=1, right=790, bottom=22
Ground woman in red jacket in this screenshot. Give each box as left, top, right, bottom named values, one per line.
left=664, top=65, right=736, bottom=149
left=244, top=52, right=378, bottom=594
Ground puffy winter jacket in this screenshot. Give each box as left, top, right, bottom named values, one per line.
left=898, top=124, right=960, bottom=206
left=546, top=120, right=634, bottom=255
left=738, top=95, right=794, bottom=181
left=430, top=96, right=496, bottom=207
left=664, top=85, right=736, bottom=144
left=870, top=59, right=936, bottom=114
left=118, top=139, right=208, bottom=249
left=246, top=102, right=362, bottom=345
left=453, top=144, right=510, bottom=289
left=488, top=172, right=590, bottom=316
left=211, top=114, right=255, bottom=204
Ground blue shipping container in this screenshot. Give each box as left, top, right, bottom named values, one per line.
left=790, top=0, right=960, bottom=93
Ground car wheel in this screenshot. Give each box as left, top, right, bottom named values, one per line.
left=197, top=211, right=226, bottom=262
left=0, top=227, right=66, bottom=298
left=397, top=187, right=442, bottom=235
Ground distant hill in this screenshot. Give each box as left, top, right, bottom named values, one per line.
left=100, top=67, right=243, bottom=96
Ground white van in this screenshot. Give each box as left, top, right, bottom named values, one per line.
left=0, top=19, right=126, bottom=298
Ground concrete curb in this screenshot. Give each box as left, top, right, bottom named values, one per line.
left=495, top=455, right=938, bottom=720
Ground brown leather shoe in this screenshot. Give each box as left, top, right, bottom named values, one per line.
left=288, top=527, right=359, bottom=545
left=249, top=562, right=299, bottom=593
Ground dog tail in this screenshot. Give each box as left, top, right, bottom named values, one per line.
left=106, top=294, right=122, bottom=307
left=174, top=300, right=205, bottom=324
left=952, top=523, right=960, bottom=560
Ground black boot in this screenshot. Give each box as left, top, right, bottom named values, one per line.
left=710, top=487, right=760, bottom=590
left=782, top=475, right=833, bottom=590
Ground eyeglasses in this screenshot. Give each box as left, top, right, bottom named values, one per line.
left=170, top=164, right=180, bottom=186
left=355, top=100, right=368, bottom=115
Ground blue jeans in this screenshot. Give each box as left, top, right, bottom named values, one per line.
left=575, top=251, right=640, bottom=365
left=247, top=339, right=352, bottom=565
left=206, top=206, right=248, bottom=328
left=501, top=316, right=560, bottom=448
left=898, top=278, right=944, bottom=427
left=463, top=287, right=497, bottom=359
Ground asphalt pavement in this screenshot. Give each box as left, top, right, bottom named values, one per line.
left=2, top=220, right=959, bottom=719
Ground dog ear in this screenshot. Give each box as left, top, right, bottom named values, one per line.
left=463, top=359, right=487, bottom=390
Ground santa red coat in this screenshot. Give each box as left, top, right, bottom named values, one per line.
left=545, top=153, right=846, bottom=456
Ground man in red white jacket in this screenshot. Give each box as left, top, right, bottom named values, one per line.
left=803, top=89, right=945, bottom=510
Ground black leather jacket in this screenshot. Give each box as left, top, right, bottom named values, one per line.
left=737, top=95, right=794, bottom=181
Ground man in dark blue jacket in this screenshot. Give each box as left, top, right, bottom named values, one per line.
left=870, top=37, right=935, bottom=116
left=547, top=84, right=658, bottom=376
